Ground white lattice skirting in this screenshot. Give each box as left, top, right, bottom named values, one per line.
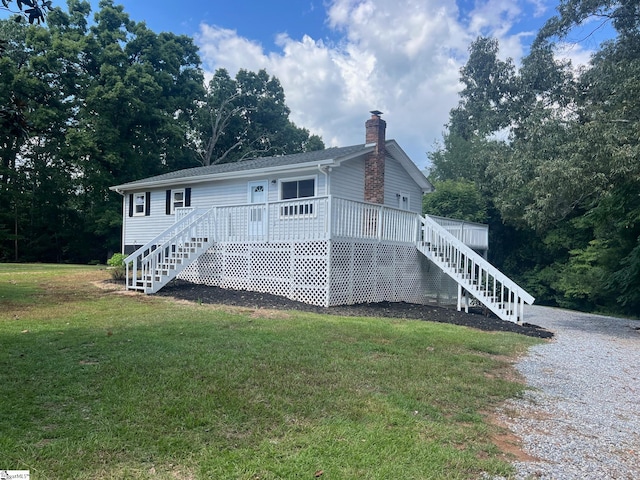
left=178, top=240, right=458, bottom=307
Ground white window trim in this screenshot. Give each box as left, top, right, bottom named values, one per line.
left=171, top=188, right=185, bottom=214
left=278, top=175, right=317, bottom=200
left=278, top=175, right=317, bottom=218
left=133, top=192, right=146, bottom=216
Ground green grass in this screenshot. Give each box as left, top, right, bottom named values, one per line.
left=0, top=264, right=540, bottom=479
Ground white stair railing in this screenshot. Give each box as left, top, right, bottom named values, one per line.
left=125, top=208, right=215, bottom=293
left=418, top=215, right=534, bottom=323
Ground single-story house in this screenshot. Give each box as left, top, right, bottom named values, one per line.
left=110, top=112, right=534, bottom=322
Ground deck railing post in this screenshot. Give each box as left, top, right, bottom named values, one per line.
left=264, top=202, right=270, bottom=242
left=326, top=196, right=332, bottom=240
left=377, top=205, right=383, bottom=242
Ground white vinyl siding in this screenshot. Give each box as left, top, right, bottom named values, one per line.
left=188, top=173, right=325, bottom=208
left=383, top=156, right=423, bottom=213
left=121, top=154, right=425, bottom=249
left=122, top=172, right=328, bottom=247
left=124, top=190, right=175, bottom=247
left=330, top=155, right=422, bottom=212
left=329, top=159, right=365, bottom=201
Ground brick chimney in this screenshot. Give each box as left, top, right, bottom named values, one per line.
left=364, top=110, right=386, bottom=204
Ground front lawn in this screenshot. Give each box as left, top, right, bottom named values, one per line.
left=0, top=264, right=539, bottom=479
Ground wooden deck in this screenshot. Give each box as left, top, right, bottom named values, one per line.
left=125, top=196, right=533, bottom=322
left=174, top=196, right=489, bottom=249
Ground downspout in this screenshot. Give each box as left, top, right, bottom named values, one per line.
left=318, top=165, right=330, bottom=195
left=113, top=187, right=126, bottom=254
left=318, top=164, right=332, bottom=307
left=318, top=165, right=331, bottom=238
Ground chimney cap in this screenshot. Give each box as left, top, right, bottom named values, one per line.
left=370, top=110, right=383, bottom=117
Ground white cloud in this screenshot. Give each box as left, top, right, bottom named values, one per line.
left=554, top=41, right=594, bottom=70
left=197, top=25, right=268, bottom=75
left=194, top=0, right=587, bottom=167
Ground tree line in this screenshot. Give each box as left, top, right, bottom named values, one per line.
left=0, top=0, right=323, bottom=264
left=425, top=0, right=639, bottom=316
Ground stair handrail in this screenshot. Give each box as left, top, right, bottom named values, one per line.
left=124, top=207, right=210, bottom=265
left=420, top=215, right=535, bottom=305
left=125, top=207, right=214, bottom=290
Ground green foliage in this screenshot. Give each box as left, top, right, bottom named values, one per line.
left=192, top=68, right=324, bottom=166
left=107, top=252, right=125, bottom=267
left=423, top=179, right=488, bottom=223
left=556, top=240, right=610, bottom=310
left=535, top=0, right=640, bottom=45
left=0, top=1, right=321, bottom=265
left=107, top=252, right=126, bottom=281
left=433, top=6, right=640, bottom=315
left=450, top=37, right=516, bottom=140
left=608, top=238, right=640, bottom=310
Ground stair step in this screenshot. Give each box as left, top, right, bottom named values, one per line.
left=417, top=217, right=534, bottom=323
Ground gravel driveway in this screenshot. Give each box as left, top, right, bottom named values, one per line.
left=497, top=305, right=640, bottom=479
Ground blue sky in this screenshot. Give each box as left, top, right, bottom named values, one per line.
left=43, top=1, right=617, bottom=166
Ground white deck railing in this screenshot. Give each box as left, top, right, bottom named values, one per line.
left=124, top=208, right=215, bottom=292
left=127, top=196, right=533, bottom=321
left=170, top=198, right=488, bottom=247
left=428, top=215, right=488, bottom=251
left=330, top=197, right=419, bottom=243
left=419, top=215, right=534, bottom=322
left=173, top=197, right=423, bottom=245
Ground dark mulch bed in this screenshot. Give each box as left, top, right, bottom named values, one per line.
left=157, top=280, right=553, bottom=339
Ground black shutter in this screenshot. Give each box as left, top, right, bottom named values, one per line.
left=166, top=190, right=171, bottom=215
left=145, top=191, right=151, bottom=216
left=185, top=188, right=191, bottom=207
left=128, top=194, right=133, bottom=217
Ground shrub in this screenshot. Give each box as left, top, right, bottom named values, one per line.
left=107, top=253, right=127, bottom=282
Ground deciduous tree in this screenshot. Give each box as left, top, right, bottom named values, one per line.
left=192, top=68, right=324, bottom=166
left=433, top=1, right=640, bottom=314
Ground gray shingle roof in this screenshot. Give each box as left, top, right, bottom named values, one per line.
left=111, top=143, right=370, bottom=191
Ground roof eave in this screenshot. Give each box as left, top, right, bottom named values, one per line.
left=110, top=157, right=339, bottom=194
left=332, top=144, right=375, bottom=165
left=385, top=140, right=434, bottom=193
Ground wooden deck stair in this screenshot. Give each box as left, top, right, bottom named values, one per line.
left=417, top=215, right=534, bottom=323
left=125, top=208, right=215, bottom=294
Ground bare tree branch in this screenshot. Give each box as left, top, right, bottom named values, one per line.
left=197, top=92, right=243, bottom=166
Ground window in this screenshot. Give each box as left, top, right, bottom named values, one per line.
left=165, top=188, right=191, bottom=215
left=133, top=193, right=147, bottom=216
left=172, top=189, right=184, bottom=213
left=280, top=178, right=316, bottom=216
left=281, top=178, right=315, bottom=200
left=129, top=192, right=152, bottom=217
